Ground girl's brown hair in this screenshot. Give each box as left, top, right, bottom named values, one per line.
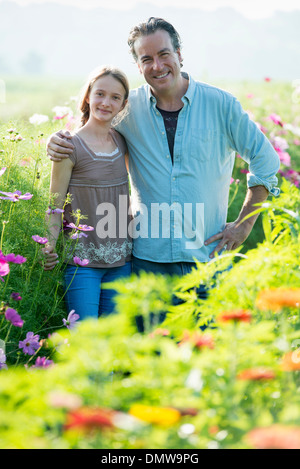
left=78, top=65, right=129, bottom=127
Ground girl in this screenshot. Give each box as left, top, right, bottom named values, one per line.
left=43, top=66, right=132, bottom=320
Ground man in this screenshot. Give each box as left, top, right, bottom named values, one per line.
left=47, top=17, right=280, bottom=277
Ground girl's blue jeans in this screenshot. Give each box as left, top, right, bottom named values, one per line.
left=64, top=262, right=132, bottom=320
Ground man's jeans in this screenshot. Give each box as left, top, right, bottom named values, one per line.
left=132, top=256, right=209, bottom=332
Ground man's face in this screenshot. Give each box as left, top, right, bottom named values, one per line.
left=134, top=29, right=183, bottom=95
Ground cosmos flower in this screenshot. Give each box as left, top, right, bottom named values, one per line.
left=66, top=223, right=94, bottom=231
left=19, top=332, right=40, bottom=355
left=0, top=190, right=33, bottom=202
left=0, top=259, right=9, bottom=281
left=32, top=356, right=54, bottom=368
left=267, top=113, right=283, bottom=127
left=29, top=113, right=49, bottom=125
left=0, top=251, right=27, bottom=264
left=0, top=167, right=6, bottom=177
left=46, top=207, right=64, bottom=215
left=10, top=292, right=22, bottom=301
left=63, top=310, right=80, bottom=330
left=32, top=235, right=48, bottom=245
left=5, top=308, right=24, bottom=328
left=73, top=256, right=89, bottom=267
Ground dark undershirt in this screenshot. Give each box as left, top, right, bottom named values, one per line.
left=156, top=107, right=181, bottom=163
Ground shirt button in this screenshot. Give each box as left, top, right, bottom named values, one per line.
left=166, top=155, right=169, bottom=158
left=173, top=177, right=176, bottom=181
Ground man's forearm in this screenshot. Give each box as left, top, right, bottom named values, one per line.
left=236, top=185, right=269, bottom=229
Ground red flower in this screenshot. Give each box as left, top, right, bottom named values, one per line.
left=246, top=425, right=300, bottom=449
left=64, top=407, right=114, bottom=432
left=237, top=367, right=276, bottom=381
left=218, top=309, right=252, bottom=323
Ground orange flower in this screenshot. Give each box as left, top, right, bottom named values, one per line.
left=179, top=330, right=214, bottom=350
left=246, top=425, right=300, bottom=449
left=280, top=351, right=300, bottom=371
left=218, top=309, right=252, bottom=323
left=256, top=288, right=300, bottom=311
left=129, top=404, right=181, bottom=426
left=64, top=406, right=114, bottom=432
left=237, top=367, right=276, bottom=381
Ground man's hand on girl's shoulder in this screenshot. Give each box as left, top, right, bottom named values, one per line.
left=46, top=131, right=74, bottom=162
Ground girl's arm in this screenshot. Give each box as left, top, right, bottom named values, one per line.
left=43, top=158, right=74, bottom=270
left=125, top=151, right=129, bottom=172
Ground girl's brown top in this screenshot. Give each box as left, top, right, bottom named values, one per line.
left=63, top=128, right=132, bottom=268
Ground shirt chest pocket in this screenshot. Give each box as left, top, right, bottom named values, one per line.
left=190, top=129, right=218, bottom=163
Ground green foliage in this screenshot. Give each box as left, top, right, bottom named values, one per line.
left=0, top=79, right=300, bottom=448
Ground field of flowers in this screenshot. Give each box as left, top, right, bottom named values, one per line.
left=0, top=76, right=300, bottom=449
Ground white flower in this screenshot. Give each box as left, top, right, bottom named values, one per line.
left=52, top=106, right=73, bottom=118
left=178, top=423, right=195, bottom=439
left=185, top=368, right=203, bottom=392
left=29, top=113, right=49, bottom=125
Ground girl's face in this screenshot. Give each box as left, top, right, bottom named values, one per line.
left=87, top=75, right=127, bottom=124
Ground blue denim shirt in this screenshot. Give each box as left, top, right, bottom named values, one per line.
left=116, top=74, right=280, bottom=263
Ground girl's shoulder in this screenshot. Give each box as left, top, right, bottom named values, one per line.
left=110, top=128, right=128, bottom=155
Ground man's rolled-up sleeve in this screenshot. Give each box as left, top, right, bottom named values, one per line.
left=227, top=96, right=280, bottom=196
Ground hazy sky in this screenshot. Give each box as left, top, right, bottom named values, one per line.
left=2, top=0, right=300, bottom=19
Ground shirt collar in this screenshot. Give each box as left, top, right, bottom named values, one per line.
left=147, top=73, right=196, bottom=107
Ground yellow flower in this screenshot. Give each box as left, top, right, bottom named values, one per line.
left=129, top=404, right=181, bottom=426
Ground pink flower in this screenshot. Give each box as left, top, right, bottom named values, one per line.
left=4, top=253, right=26, bottom=264
left=32, top=357, right=54, bottom=368
left=73, top=256, right=89, bottom=267
left=66, top=223, right=94, bottom=231
left=70, top=232, right=88, bottom=239
left=10, top=292, right=22, bottom=301
left=67, top=223, right=94, bottom=239
left=276, top=149, right=291, bottom=167
left=19, top=332, right=40, bottom=355
left=46, top=207, right=64, bottom=215
left=0, top=250, right=27, bottom=264
left=246, top=93, right=254, bottom=99
left=264, top=77, right=271, bottom=82
left=0, top=167, right=6, bottom=177
left=0, top=190, right=33, bottom=202
left=0, top=259, right=10, bottom=281
left=267, top=113, right=283, bottom=127
left=271, top=136, right=289, bottom=152
left=279, top=169, right=300, bottom=187
left=5, top=308, right=24, bottom=328
left=32, top=235, right=48, bottom=245
left=293, top=139, right=300, bottom=145
left=63, top=309, right=80, bottom=330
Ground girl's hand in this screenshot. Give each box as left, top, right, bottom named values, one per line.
left=42, top=244, right=59, bottom=271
